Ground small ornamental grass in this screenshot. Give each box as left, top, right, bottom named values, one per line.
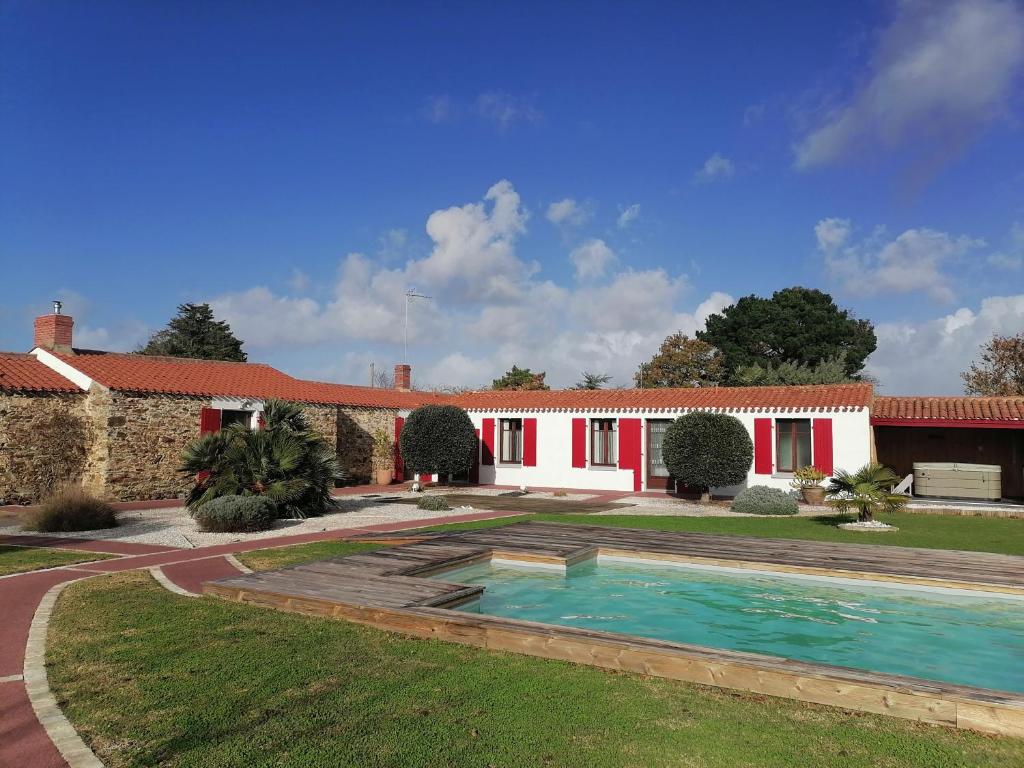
left=192, top=495, right=277, bottom=533
left=416, top=495, right=451, bottom=512
left=29, top=486, right=118, bottom=532
left=731, top=485, right=799, bottom=516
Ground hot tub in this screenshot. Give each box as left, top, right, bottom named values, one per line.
left=913, top=462, right=1002, bottom=501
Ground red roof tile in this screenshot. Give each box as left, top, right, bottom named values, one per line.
left=52, top=351, right=438, bottom=408
left=872, top=396, right=1024, bottom=422
left=451, top=383, right=874, bottom=412
left=0, top=353, right=81, bottom=393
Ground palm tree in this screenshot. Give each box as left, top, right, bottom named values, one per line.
left=826, top=463, right=906, bottom=522
left=181, top=399, right=339, bottom=518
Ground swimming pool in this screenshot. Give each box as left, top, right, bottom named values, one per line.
left=437, top=556, right=1024, bottom=692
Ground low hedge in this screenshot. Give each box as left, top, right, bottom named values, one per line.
left=29, top=486, right=118, bottom=532
left=416, top=495, right=451, bottom=512
left=192, top=496, right=277, bottom=533
left=731, top=485, right=799, bottom=516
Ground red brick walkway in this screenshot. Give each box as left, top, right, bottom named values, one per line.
left=0, top=508, right=521, bottom=768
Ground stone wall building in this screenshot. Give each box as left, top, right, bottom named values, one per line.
left=0, top=309, right=435, bottom=503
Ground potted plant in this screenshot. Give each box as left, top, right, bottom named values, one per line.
left=371, top=427, right=395, bottom=486
left=790, top=465, right=827, bottom=505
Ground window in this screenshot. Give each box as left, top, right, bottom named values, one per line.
left=499, top=418, right=522, bottom=463
left=591, top=418, right=617, bottom=466
left=220, top=409, right=252, bottom=429
left=776, top=419, right=811, bottom=473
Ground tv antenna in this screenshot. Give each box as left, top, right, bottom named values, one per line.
left=404, top=289, right=431, bottom=364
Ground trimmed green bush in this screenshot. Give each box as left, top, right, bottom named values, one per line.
left=731, top=485, right=799, bottom=516
left=192, top=495, right=277, bottom=532
left=399, top=405, right=477, bottom=480
left=662, top=412, right=753, bottom=497
left=416, top=495, right=451, bottom=511
left=29, top=486, right=118, bottom=532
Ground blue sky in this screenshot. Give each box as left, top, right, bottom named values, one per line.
left=2, top=0, right=1023, bottom=394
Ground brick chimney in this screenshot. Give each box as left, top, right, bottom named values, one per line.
left=394, top=363, right=411, bottom=391
left=34, top=301, right=74, bottom=354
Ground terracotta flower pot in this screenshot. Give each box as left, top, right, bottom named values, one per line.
left=374, top=468, right=394, bottom=486
left=801, top=486, right=826, bottom=505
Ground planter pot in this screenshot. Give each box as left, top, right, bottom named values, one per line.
left=374, top=468, right=394, bottom=486
left=801, top=486, right=826, bottom=505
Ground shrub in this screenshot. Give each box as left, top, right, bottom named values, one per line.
left=790, top=465, right=827, bottom=489
left=181, top=399, right=339, bottom=519
left=30, top=486, right=118, bottom=532
left=416, top=495, right=451, bottom=511
left=731, top=485, right=799, bottom=516
left=662, top=412, right=753, bottom=498
left=192, top=495, right=277, bottom=532
left=399, top=405, right=477, bottom=481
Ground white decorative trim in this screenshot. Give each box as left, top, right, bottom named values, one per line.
left=148, top=567, right=198, bottom=597
left=30, top=348, right=93, bottom=391
left=0, top=673, right=24, bottom=683
left=24, top=577, right=105, bottom=768
left=224, top=554, right=253, bottom=574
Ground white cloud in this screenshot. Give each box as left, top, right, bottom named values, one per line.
left=569, top=238, right=617, bottom=280
left=694, top=153, right=735, bottom=183
left=475, top=91, right=543, bottom=129
left=545, top=198, right=590, bottom=227
left=617, top=203, right=641, bottom=228
left=987, top=222, right=1024, bottom=270
left=423, top=94, right=455, bottom=124
left=816, top=218, right=985, bottom=302
left=795, top=0, right=1024, bottom=170
left=287, top=269, right=310, bottom=293
left=867, top=294, right=1024, bottom=394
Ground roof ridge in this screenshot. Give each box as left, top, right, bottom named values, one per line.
left=67, top=349, right=276, bottom=367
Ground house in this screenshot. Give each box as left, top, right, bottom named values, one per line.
left=3, top=306, right=1023, bottom=503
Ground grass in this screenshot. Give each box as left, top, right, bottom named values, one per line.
left=418, top=511, right=1024, bottom=556
left=236, top=540, right=387, bottom=571
left=49, top=571, right=1024, bottom=768
left=0, top=544, right=115, bottom=576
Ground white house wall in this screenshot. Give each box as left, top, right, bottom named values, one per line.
left=467, top=408, right=871, bottom=495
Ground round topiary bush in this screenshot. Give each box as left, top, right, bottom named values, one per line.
left=416, top=495, right=451, bottom=511
left=192, top=495, right=277, bottom=532
left=29, top=486, right=118, bottom=532
left=731, top=485, right=799, bottom=516
left=662, top=412, right=753, bottom=498
left=399, top=405, right=477, bottom=481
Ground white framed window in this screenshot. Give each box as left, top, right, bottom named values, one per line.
left=590, top=418, right=617, bottom=466
left=499, top=418, right=522, bottom=464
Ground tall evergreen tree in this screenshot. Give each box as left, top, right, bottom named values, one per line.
left=575, top=371, right=612, bottom=389
left=635, top=333, right=724, bottom=388
left=492, top=365, right=550, bottom=390
left=139, top=303, right=247, bottom=361
left=698, top=287, right=875, bottom=384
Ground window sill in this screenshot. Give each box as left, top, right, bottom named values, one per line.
left=588, top=464, right=618, bottom=471
left=772, top=472, right=795, bottom=480
left=497, top=462, right=523, bottom=468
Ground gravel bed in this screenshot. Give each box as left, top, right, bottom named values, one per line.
left=599, top=497, right=833, bottom=518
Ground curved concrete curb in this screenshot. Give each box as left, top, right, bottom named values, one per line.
left=148, top=566, right=197, bottom=597
left=24, top=577, right=105, bottom=768
left=224, top=554, right=253, bottom=574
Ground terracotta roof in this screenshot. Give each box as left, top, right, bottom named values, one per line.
left=0, top=353, right=81, bottom=393
left=50, top=350, right=438, bottom=408
left=450, top=383, right=874, bottom=412
left=872, top=395, right=1024, bottom=422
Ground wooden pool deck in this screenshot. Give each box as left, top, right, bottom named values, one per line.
left=205, top=521, right=1024, bottom=737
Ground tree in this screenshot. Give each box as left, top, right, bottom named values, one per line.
left=962, top=332, right=1024, bottom=396
left=399, top=405, right=477, bottom=480
left=180, top=399, right=338, bottom=518
left=733, top=355, right=856, bottom=386
left=635, top=333, right=724, bottom=388
left=661, top=412, right=753, bottom=501
left=827, top=464, right=906, bottom=522
left=492, top=365, right=550, bottom=390
left=698, top=287, right=876, bottom=384
left=575, top=371, right=612, bottom=389
left=139, top=303, right=247, bottom=361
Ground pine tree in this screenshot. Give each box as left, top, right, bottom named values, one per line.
left=139, top=303, right=247, bottom=362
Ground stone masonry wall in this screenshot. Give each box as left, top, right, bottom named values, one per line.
left=337, top=405, right=396, bottom=483
left=0, top=392, right=90, bottom=504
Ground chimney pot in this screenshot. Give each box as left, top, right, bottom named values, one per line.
left=394, top=364, right=411, bottom=391
left=34, top=309, right=74, bottom=354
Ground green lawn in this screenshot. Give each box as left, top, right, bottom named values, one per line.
left=236, top=540, right=386, bottom=571
left=49, top=571, right=1023, bottom=768
left=420, top=510, right=1024, bottom=556
left=0, top=544, right=115, bottom=576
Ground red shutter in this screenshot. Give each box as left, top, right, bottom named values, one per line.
left=813, top=418, right=834, bottom=476
left=199, top=407, right=221, bottom=436
left=522, top=418, right=537, bottom=467
left=481, top=418, right=495, bottom=465
left=618, top=418, right=642, bottom=492
left=753, top=418, right=772, bottom=475
left=394, top=417, right=405, bottom=480
left=571, top=418, right=587, bottom=468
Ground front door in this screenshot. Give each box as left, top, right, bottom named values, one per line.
left=646, top=419, right=673, bottom=491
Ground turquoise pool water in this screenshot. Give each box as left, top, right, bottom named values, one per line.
left=437, top=557, right=1024, bottom=692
